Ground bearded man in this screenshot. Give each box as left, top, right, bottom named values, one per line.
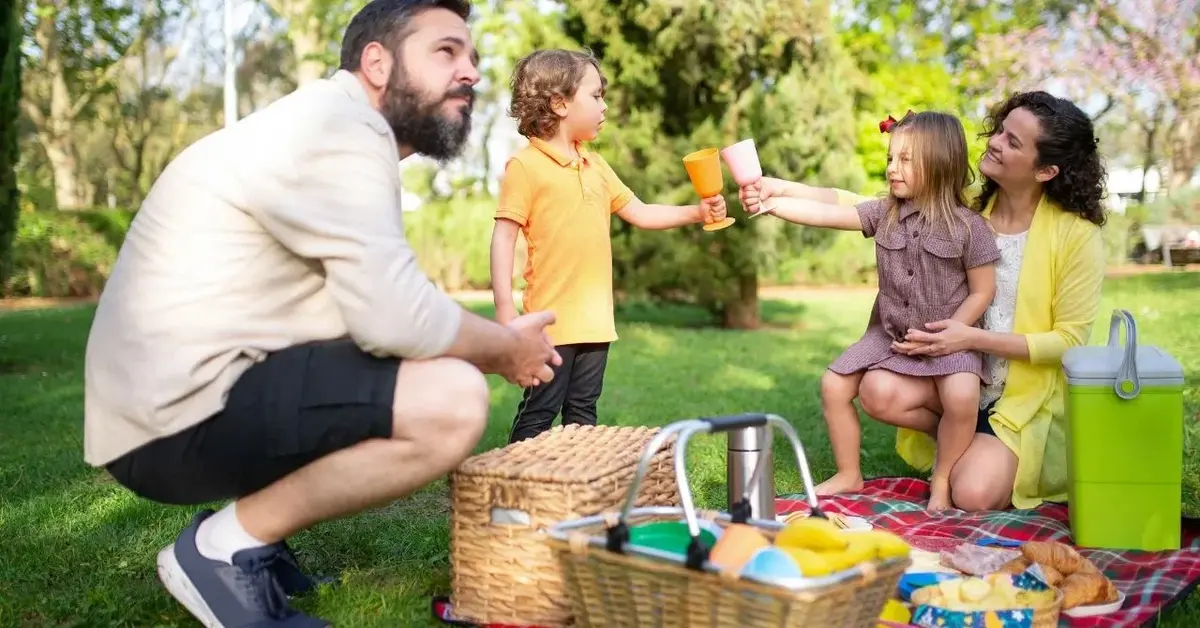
left=81, top=1, right=560, bottom=625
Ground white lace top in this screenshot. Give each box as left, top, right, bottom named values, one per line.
left=980, top=230, right=1029, bottom=408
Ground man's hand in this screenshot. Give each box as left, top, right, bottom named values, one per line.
left=503, top=311, right=563, bottom=387
left=699, top=195, right=728, bottom=224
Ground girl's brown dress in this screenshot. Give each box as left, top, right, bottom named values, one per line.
left=828, top=198, right=1001, bottom=382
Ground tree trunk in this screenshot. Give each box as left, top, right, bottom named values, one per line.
left=722, top=271, right=760, bottom=329
left=42, top=131, right=87, bottom=209
left=32, top=0, right=86, bottom=210
left=1166, top=103, right=1198, bottom=193
left=291, top=16, right=327, bottom=85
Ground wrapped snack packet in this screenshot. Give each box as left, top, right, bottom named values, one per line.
left=939, top=543, right=1021, bottom=576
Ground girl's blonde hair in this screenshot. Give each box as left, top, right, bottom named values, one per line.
left=880, top=111, right=976, bottom=237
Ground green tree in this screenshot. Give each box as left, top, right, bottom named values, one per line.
left=561, top=0, right=865, bottom=328
left=0, top=0, right=21, bottom=285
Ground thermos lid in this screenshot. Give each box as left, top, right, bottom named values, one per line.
left=727, top=425, right=769, bottom=450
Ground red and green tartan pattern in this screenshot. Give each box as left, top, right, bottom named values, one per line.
left=777, top=477, right=1200, bottom=628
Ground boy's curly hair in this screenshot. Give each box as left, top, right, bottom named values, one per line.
left=508, top=49, right=605, bottom=140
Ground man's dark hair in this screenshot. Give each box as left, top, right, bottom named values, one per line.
left=339, top=0, right=471, bottom=72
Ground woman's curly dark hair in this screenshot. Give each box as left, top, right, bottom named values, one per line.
left=976, top=91, right=1108, bottom=226
left=508, top=49, right=605, bottom=140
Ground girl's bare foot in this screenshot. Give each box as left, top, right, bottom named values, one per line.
left=813, top=471, right=864, bottom=496
left=928, top=476, right=953, bottom=511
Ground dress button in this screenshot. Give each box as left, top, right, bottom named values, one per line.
left=912, top=230, right=919, bottom=237
left=904, top=301, right=910, bottom=307
left=907, top=269, right=914, bottom=277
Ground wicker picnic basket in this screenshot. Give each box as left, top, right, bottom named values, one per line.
left=545, top=413, right=911, bottom=627
left=448, top=424, right=680, bottom=626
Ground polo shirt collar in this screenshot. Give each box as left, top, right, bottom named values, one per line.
left=529, top=137, right=590, bottom=167
left=898, top=199, right=920, bottom=219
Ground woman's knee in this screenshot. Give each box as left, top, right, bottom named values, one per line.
left=950, top=437, right=1017, bottom=511
left=392, top=357, right=489, bottom=456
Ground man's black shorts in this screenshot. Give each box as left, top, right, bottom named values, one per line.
left=105, top=338, right=399, bottom=505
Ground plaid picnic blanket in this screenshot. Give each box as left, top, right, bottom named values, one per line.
left=776, top=477, right=1200, bottom=628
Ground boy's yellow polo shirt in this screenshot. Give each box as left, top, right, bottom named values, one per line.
left=495, top=138, right=635, bottom=346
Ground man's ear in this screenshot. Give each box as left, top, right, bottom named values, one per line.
left=550, top=94, right=568, bottom=119
left=358, top=41, right=393, bottom=90
left=1034, top=164, right=1060, bottom=183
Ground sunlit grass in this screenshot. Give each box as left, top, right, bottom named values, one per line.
left=1, top=273, right=1197, bottom=626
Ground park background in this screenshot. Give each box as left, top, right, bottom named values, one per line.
left=1, top=0, right=1199, bottom=626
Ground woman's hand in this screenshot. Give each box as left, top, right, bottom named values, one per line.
left=899, top=319, right=981, bottom=357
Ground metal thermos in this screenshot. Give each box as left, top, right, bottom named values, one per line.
left=727, top=425, right=775, bottom=520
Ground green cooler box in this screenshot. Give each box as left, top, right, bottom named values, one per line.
left=1061, top=308, right=1184, bottom=551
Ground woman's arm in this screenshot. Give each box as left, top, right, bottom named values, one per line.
left=903, top=224, right=1106, bottom=361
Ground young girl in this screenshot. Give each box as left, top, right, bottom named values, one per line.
left=491, top=49, right=726, bottom=444
left=743, top=111, right=1000, bottom=511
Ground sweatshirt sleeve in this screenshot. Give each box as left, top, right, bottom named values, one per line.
left=244, top=111, right=463, bottom=359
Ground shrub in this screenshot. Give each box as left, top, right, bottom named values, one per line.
left=2, top=206, right=133, bottom=298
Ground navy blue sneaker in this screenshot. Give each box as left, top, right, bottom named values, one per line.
left=270, top=540, right=337, bottom=597
left=156, top=511, right=330, bottom=627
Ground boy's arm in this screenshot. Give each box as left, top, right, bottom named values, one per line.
left=492, top=159, right=533, bottom=324
left=761, top=196, right=864, bottom=231
left=491, top=219, right=521, bottom=324
left=615, top=198, right=706, bottom=229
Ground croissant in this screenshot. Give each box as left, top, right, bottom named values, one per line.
left=1020, top=541, right=1094, bottom=575
left=1060, top=571, right=1119, bottom=609
left=997, top=557, right=1030, bottom=574
left=1041, top=565, right=1065, bottom=587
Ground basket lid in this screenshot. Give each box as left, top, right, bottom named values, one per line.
left=454, top=424, right=673, bottom=482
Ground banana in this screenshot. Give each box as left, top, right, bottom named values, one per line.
left=780, top=546, right=834, bottom=577
left=774, top=517, right=849, bottom=552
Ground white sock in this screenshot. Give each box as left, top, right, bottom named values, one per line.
left=194, top=502, right=269, bottom=564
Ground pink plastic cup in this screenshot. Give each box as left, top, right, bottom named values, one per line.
left=721, top=138, right=763, bottom=186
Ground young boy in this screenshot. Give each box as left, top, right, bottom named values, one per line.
left=492, top=49, right=727, bottom=444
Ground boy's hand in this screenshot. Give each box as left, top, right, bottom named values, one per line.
left=699, top=195, right=727, bottom=224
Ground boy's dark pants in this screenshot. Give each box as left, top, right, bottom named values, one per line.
left=508, top=342, right=610, bottom=444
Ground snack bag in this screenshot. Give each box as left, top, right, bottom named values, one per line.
left=939, top=543, right=1021, bottom=576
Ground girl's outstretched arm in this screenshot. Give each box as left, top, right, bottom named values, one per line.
left=761, top=196, right=863, bottom=231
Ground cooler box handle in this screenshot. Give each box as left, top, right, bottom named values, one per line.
left=1106, top=309, right=1141, bottom=400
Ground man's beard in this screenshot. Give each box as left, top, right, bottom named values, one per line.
left=380, top=64, right=474, bottom=163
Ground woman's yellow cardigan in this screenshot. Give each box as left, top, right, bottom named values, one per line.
left=833, top=189, right=1107, bottom=508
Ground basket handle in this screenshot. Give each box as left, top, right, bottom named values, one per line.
left=605, top=414, right=824, bottom=572
left=1106, top=308, right=1141, bottom=400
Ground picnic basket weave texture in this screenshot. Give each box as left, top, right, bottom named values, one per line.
left=448, top=424, right=680, bottom=626
left=548, top=509, right=908, bottom=628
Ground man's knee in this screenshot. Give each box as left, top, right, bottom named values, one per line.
left=393, top=357, right=489, bottom=457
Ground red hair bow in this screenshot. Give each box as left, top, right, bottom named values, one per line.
left=879, top=110, right=915, bottom=133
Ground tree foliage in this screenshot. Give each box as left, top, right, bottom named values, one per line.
left=560, top=0, right=865, bottom=327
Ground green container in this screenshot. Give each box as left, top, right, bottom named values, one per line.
left=1061, top=309, right=1184, bottom=551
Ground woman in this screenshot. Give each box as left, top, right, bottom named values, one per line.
left=742, top=91, right=1108, bottom=511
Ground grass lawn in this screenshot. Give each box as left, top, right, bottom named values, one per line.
left=1, top=272, right=1198, bottom=626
